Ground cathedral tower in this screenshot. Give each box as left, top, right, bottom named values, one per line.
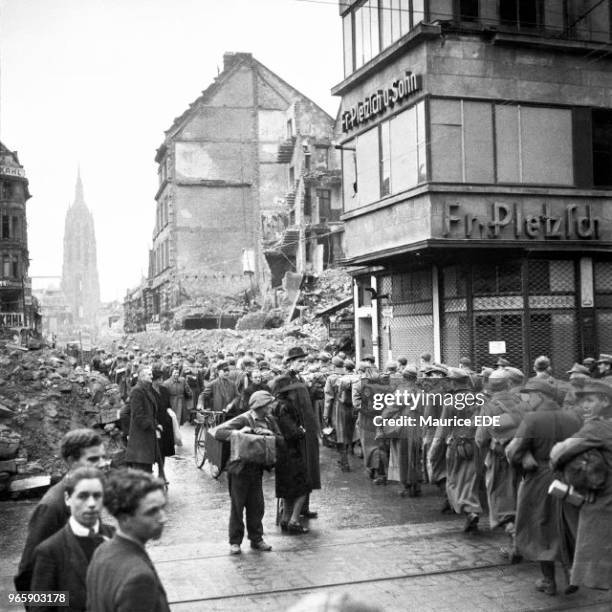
left=61, top=170, right=100, bottom=325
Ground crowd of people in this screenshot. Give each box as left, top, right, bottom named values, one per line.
left=11, top=341, right=612, bottom=609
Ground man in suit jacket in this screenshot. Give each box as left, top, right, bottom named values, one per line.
left=15, top=429, right=107, bottom=594
left=30, top=467, right=114, bottom=612
left=125, top=366, right=159, bottom=473
left=87, top=468, right=170, bottom=612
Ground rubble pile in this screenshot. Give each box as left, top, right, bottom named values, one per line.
left=119, top=325, right=327, bottom=357
left=0, top=346, right=123, bottom=497
left=172, top=291, right=247, bottom=326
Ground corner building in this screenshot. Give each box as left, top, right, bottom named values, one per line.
left=334, top=0, right=612, bottom=372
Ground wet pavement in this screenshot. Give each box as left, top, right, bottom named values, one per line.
left=1, top=425, right=612, bottom=611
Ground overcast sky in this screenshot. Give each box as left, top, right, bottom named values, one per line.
left=0, top=0, right=343, bottom=302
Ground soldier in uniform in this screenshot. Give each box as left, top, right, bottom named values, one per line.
left=506, top=378, right=581, bottom=596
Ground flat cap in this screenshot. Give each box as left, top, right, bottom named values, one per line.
left=249, top=390, right=276, bottom=410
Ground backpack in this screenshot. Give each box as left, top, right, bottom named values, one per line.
left=563, top=449, right=608, bottom=494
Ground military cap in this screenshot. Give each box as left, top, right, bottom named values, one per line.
left=489, top=368, right=511, bottom=380
left=567, top=363, right=590, bottom=376
left=385, top=360, right=398, bottom=372
left=575, top=380, right=612, bottom=398
left=402, top=364, right=418, bottom=379
left=505, top=367, right=525, bottom=384
left=344, top=359, right=356, bottom=371
left=216, top=360, right=229, bottom=371
left=424, top=364, right=448, bottom=376
left=583, top=357, right=596, bottom=367
left=597, top=354, right=612, bottom=364
left=519, top=378, right=556, bottom=396
left=317, top=351, right=332, bottom=362
left=258, top=360, right=270, bottom=370
left=331, top=356, right=345, bottom=367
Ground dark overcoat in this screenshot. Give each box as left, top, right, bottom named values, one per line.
left=272, top=378, right=321, bottom=491
left=153, top=384, right=175, bottom=457
left=125, top=382, right=158, bottom=465
left=551, top=418, right=612, bottom=589
left=506, top=402, right=581, bottom=562
left=86, top=535, right=170, bottom=612
left=30, top=522, right=115, bottom=612
left=15, top=478, right=70, bottom=592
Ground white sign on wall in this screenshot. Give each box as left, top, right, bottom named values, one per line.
left=489, top=341, right=506, bottom=354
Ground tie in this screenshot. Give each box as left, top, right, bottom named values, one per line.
left=88, top=528, right=104, bottom=545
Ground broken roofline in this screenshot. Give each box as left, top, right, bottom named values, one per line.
left=154, top=52, right=336, bottom=162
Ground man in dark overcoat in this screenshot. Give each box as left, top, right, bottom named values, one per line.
left=551, top=380, right=612, bottom=592
left=30, top=467, right=114, bottom=612
left=126, top=366, right=158, bottom=473
left=15, top=429, right=107, bottom=595
left=506, top=378, right=581, bottom=596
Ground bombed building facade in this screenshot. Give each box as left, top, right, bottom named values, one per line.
left=128, top=52, right=345, bottom=329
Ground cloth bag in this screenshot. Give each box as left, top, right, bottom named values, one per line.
left=167, top=408, right=182, bottom=447
left=229, top=431, right=276, bottom=467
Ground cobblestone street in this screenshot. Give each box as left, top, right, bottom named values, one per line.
left=2, top=425, right=612, bottom=612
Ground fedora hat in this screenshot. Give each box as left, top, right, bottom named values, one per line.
left=285, top=346, right=307, bottom=362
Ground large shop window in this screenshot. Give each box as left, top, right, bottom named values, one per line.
left=430, top=100, right=572, bottom=185
left=430, top=100, right=494, bottom=183
left=595, top=261, right=612, bottom=354
left=499, top=0, right=542, bottom=30
left=441, top=260, right=578, bottom=373
left=344, top=101, right=426, bottom=211
left=356, top=126, right=380, bottom=207
left=592, top=110, right=612, bottom=187
left=496, top=105, right=573, bottom=185
left=343, top=0, right=425, bottom=75
left=379, top=270, right=434, bottom=363
left=354, top=0, right=380, bottom=70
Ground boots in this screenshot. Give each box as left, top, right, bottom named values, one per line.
left=339, top=447, right=350, bottom=472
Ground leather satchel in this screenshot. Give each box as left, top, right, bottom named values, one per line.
left=229, top=431, right=276, bottom=467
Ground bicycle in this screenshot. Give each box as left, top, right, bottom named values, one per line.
left=193, top=409, right=225, bottom=469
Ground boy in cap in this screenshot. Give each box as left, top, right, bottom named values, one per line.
left=214, top=390, right=281, bottom=554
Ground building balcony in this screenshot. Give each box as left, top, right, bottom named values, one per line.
left=0, top=312, right=24, bottom=327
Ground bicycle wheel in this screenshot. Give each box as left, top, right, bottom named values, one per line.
left=194, top=423, right=208, bottom=469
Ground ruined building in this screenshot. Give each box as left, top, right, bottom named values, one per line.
left=140, top=52, right=342, bottom=324
left=0, top=141, right=38, bottom=333
left=61, top=171, right=100, bottom=327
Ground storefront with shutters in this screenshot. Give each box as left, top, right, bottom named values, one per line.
left=334, top=1, right=612, bottom=373
left=351, top=198, right=612, bottom=373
